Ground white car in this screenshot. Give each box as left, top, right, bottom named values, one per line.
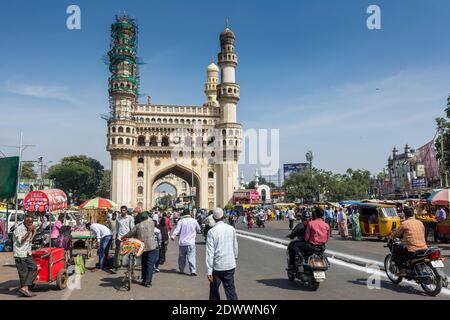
left=6, top=210, right=56, bottom=234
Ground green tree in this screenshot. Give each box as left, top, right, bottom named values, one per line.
left=97, top=170, right=111, bottom=199
left=435, top=96, right=450, bottom=175
left=283, top=168, right=371, bottom=203
left=20, top=162, right=37, bottom=179
left=47, top=155, right=105, bottom=204
left=246, top=177, right=276, bottom=189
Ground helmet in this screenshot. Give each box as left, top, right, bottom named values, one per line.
left=301, top=211, right=312, bottom=220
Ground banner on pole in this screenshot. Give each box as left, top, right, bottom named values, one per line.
left=0, top=156, right=20, bottom=199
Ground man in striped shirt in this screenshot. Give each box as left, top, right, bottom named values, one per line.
left=206, top=208, right=239, bottom=300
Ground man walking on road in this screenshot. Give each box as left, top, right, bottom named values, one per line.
left=171, top=209, right=201, bottom=276
left=288, top=207, right=296, bottom=230
left=206, top=208, right=239, bottom=300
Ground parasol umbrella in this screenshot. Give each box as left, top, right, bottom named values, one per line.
left=79, top=197, right=118, bottom=209
left=430, top=189, right=450, bottom=207
left=427, top=189, right=443, bottom=202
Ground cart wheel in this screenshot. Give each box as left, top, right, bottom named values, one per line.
left=56, top=269, right=68, bottom=290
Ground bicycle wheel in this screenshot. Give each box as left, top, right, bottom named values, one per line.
left=127, top=255, right=135, bottom=291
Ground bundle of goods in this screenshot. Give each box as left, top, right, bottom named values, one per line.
left=120, top=238, right=145, bottom=257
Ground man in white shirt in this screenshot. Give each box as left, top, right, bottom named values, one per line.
left=114, top=205, right=135, bottom=269
left=86, top=222, right=112, bottom=271
left=288, top=208, right=296, bottom=230
left=206, top=208, right=239, bottom=300
left=171, top=209, right=201, bottom=276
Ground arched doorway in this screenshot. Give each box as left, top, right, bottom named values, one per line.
left=154, top=183, right=177, bottom=209
left=150, top=164, right=201, bottom=208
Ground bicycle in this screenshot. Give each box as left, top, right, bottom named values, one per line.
left=124, top=252, right=137, bottom=291
left=120, top=238, right=144, bottom=291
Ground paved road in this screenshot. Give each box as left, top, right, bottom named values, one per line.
left=0, top=233, right=448, bottom=300
left=236, top=219, right=450, bottom=275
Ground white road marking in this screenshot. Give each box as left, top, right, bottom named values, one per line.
left=237, top=233, right=450, bottom=297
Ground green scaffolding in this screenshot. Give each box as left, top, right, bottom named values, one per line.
left=107, top=14, right=141, bottom=119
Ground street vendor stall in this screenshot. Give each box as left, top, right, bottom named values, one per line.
left=70, top=230, right=96, bottom=258
left=430, top=189, right=450, bottom=242
left=79, top=197, right=117, bottom=224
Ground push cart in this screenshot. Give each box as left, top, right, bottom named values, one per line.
left=31, top=247, right=68, bottom=290
left=71, top=232, right=96, bottom=258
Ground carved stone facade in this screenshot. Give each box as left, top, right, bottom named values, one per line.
left=106, top=15, right=242, bottom=210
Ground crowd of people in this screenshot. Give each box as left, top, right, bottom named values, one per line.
left=12, top=205, right=240, bottom=300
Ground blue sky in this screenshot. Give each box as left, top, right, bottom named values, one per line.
left=1, top=0, right=450, bottom=184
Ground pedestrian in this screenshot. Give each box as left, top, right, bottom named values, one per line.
left=50, top=213, right=65, bottom=248
left=114, top=205, right=135, bottom=270
left=158, top=216, right=169, bottom=265
left=228, top=211, right=236, bottom=228
left=436, top=206, right=447, bottom=222
left=247, top=211, right=253, bottom=229
left=288, top=207, right=295, bottom=230
left=86, top=222, right=112, bottom=271
left=351, top=209, right=362, bottom=241
left=324, top=207, right=333, bottom=237
left=206, top=208, right=239, bottom=300
left=153, top=220, right=161, bottom=273
left=163, top=212, right=173, bottom=235
left=123, top=211, right=158, bottom=287
left=171, top=209, right=201, bottom=276
left=0, top=217, right=6, bottom=242
left=13, top=215, right=38, bottom=297
left=337, top=208, right=349, bottom=238
left=106, top=212, right=118, bottom=250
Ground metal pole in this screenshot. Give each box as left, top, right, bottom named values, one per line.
left=191, top=164, right=194, bottom=209
left=440, top=126, right=448, bottom=188
left=39, top=157, right=44, bottom=189
left=14, top=132, right=23, bottom=226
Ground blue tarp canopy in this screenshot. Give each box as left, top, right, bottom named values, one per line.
left=339, top=201, right=361, bottom=205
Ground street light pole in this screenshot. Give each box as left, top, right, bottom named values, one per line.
left=440, top=125, right=449, bottom=188
left=14, top=133, right=23, bottom=226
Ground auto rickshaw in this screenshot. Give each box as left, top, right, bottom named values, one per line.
left=356, top=203, right=401, bottom=239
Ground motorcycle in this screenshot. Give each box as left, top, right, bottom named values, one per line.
left=384, top=238, right=448, bottom=296
left=256, top=215, right=265, bottom=228
left=286, top=244, right=330, bottom=291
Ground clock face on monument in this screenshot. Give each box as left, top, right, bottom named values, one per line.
left=173, top=136, right=181, bottom=144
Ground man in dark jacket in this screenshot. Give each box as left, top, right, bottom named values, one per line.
left=286, top=211, right=311, bottom=270
left=123, top=211, right=158, bottom=287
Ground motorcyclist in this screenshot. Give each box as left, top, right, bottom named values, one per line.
left=296, top=207, right=330, bottom=262
left=256, top=209, right=265, bottom=226
left=286, top=211, right=312, bottom=270
left=391, top=207, right=428, bottom=277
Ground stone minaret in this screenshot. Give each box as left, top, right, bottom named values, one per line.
left=107, top=14, right=139, bottom=207
left=204, top=56, right=219, bottom=107
left=216, top=18, right=242, bottom=207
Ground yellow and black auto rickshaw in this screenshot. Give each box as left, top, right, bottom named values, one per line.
left=356, top=203, right=401, bottom=239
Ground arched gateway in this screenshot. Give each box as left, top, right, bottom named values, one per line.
left=105, top=15, right=242, bottom=210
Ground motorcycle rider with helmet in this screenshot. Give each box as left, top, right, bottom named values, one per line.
left=391, top=207, right=428, bottom=277
left=286, top=210, right=312, bottom=270
left=295, top=207, right=330, bottom=262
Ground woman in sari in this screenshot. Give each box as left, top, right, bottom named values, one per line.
left=247, top=211, right=254, bottom=229
left=337, top=208, right=349, bottom=238
left=351, top=209, right=362, bottom=241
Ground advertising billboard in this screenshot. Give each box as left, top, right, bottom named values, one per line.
left=283, top=163, right=309, bottom=180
